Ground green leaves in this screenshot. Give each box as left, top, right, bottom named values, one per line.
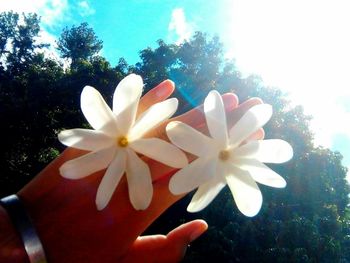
left=0, top=12, right=45, bottom=74
left=0, top=11, right=349, bottom=262
left=57, top=22, right=103, bottom=69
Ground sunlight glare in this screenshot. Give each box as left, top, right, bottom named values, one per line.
left=223, top=0, right=350, bottom=178
left=224, top=0, right=350, bottom=161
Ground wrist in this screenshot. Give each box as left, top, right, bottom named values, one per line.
left=0, top=203, right=29, bottom=263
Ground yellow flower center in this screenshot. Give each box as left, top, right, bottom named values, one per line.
left=117, top=136, right=129, bottom=147
left=219, top=150, right=230, bottom=161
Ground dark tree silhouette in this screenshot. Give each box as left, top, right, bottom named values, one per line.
left=0, top=12, right=349, bottom=262
left=57, top=22, right=103, bottom=69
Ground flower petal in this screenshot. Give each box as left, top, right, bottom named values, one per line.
left=113, top=74, right=143, bottom=135
left=59, top=146, right=116, bottom=179
left=130, top=138, right=187, bottom=168
left=204, top=90, right=229, bottom=147
left=58, top=129, right=114, bottom=151
left=169, top=157, right=217, bottom=195
left=166, top=121, right=219, bottom=157
left=225, top=164, right=262, bottom=217
left=229, top=104, right=272, bottom=147
left=95, top=150, right=127, bottom=210
left=237, top=159, right=287, bottom=188
left=81, top=86, right=118, bottom=137
left=126, top=149, right=153, bottom=210
left=187, top=165, right=226, bottom=212
left=129, top=98, right=178, bottom=140
left=233, top=139, right=293, bottom=163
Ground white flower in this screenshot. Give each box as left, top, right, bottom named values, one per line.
left=58, top=74, right=188, bottom=211
left=166, top=90, right=293, bottom=217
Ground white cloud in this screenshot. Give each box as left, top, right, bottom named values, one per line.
left=168, top=8, right=192, bottom=44
left=77, top=1, right=95, bottom=17
left=41, top=0, right=68, bottom=26
left=0, top=0, right=68, bottom=27
left=0, top=0, right=69, bottom=64
left=0, top=0, right=47, bottom=13
left=36, top=29, right=71, bottom=68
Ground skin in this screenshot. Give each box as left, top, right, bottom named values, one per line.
left=0, top=80, right=263, bottom=263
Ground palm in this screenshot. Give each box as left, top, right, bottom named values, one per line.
left=18, top=80, right=263, bottom=262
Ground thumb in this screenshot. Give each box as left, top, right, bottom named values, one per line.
left=166, top=219, right=208, bottom=260
left=121, top=220, right=208, bottom=263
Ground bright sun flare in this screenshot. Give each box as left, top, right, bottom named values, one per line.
left=224, top=0, right=350, bottom=178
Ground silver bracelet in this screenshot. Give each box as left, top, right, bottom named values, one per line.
left=0, top=194, right=47, bottom=263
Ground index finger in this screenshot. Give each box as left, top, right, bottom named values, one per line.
left=137, top=80, right=175, bottom=117
left=145, top=95, right=264, bottom=182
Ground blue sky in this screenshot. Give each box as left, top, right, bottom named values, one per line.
left=37, top=0, right=231, bottom=66
left=1, top=0, right=350, bottom=177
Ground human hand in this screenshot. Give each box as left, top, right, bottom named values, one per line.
left=15, top=80, right=263, bottom=262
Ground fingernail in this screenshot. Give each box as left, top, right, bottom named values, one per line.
left=189, top=228, right=204, bottom=242
left=156, top=80, right=174, bottom=97
left=189, top=221, right=208, bottom=242
left=222, top=93, right=238, bottom=110
left=156, top=87, right=168, bottom=98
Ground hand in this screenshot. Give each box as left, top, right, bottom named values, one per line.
left=10, top=80, right=263, bottom=262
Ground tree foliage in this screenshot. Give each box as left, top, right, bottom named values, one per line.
left=0, top=12, right=47, bottom=74
left=57, top=22, right=103, bottom=68
left=0, top=12, right=349, bottom=262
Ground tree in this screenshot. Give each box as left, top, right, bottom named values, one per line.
left=57, top=22, right=103, bottom=68
left=0, top=14, right=126, bottom=197
left=0, top=12, right=349, bottom=262
left=135, top=32, right=228, bottom=113
left=0, top=12, right=47, bottom=74
left=138, top=33, right=350, bottom=262
left=0, top=11, right=18, bottom=56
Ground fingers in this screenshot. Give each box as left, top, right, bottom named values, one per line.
left=146, top=93, right=239, bottom=142
left=120, top=220, right=208, bottom=263
left=246, top=128, right=265, bottom=141
left=173, top=93, right=239, bottom=128
left=146, top=96, right=264, bottom=182
left=229, top=97, right=264, bottom=143
left=226, top=97, right=263, bottom=128
left=166, top=219, right=208, bottom=251
left=137, top=80, right=175, bottom=117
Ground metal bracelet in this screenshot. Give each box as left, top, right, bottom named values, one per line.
left=0, top=194, right=47, bottom=263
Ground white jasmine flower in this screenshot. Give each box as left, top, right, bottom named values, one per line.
left=58, top=74, right=188, bottom=211
left=166, top=90, right=293, bottom=217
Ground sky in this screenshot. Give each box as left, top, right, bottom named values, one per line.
left=1, top=0, right=350, bottom=177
